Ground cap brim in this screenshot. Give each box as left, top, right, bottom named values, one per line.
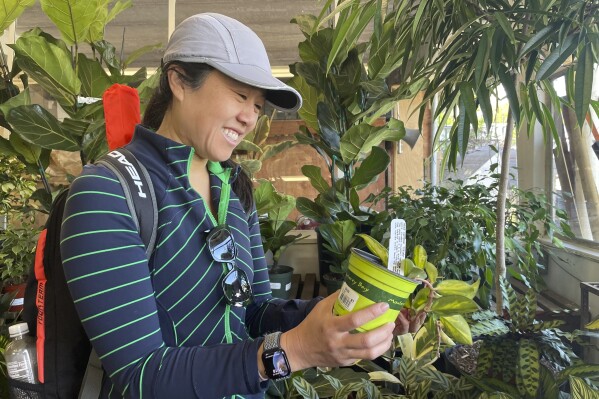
left=182, top=57, right=302, bottom=112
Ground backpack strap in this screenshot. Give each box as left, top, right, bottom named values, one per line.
left=96, top=148, right=158, bottom=256
left=79, top=148, right=158, bottom=398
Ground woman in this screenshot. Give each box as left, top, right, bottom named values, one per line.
left=61, top=13, right=412, bottom=398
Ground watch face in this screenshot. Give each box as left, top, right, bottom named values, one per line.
left=263, top=349, right=290, bottom=380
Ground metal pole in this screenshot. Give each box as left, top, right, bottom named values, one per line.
left=168, top=0, right=176, bottom=39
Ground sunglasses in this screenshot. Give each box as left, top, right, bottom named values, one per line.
left=206, top=225, right=253, bottom=307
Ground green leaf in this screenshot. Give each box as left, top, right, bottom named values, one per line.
left=474, top=30, right=491, bottom=90
left=478, top=84, right=493, bottom=133
left=460, top=82, right=478, bottom=135
left=11, top=35, right=81, bottom=107
left=356, top=233, right=388, bottom=266
left=81, top=119, right=107, bottom=162
left=412, top=0, right=429, bottom=37
left=494, top=12, right=515, bottom=44
left=296, top=197, right=330, bottom=223
left=0, top=87, right=31, bottom=116
left=424, top=262, right=438, bottom=284
left=574, top=43, right=593, bottom=128
left=77, top=53, right=112, bottom=98
left=288, top=75, right=320, bottom=131
left=569, top=375, right=599, bottom=399
left=536, top=35, right=578, bottom=81
left=105, top=0, right=132, bottom=26
left=8, top=133, right=41, bottom=164
left=497, top=65, right=521, bottom=127
left=7, top=104, right=80, bottom=151
left=261, top=141, right=296, bottom=162
left=327, top=1, right=376, bottom=72
left=302, top=165, right=329, bottom=194
left=292, top=375, right=319, bottom=399
left=340, top=120, right=404, bottom=163
left=435, top=279, right=479, bottom=299
left=0, top=0, right=35, bottom=32
left=441, top=315, right=473, bottom=345
left=319, top=220, right=356, bottom=257
left=517, top=339, right=539, bottom=398
left=235, top=140, right=262, bottom=153
left=40, top=0, right=100, bottom=45
left=413, top=245, right=427, bottom=269
left=586, top=318, right=599, bottom=330
left=317, top=101, right=340, bottom=151
left=519, top=23, right=558, bottom=57
left=430, top=295, right=480, bottom=316
left=350, top=146, right=389, bottom=189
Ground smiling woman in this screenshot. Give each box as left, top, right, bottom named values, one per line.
left=56, top=12, right=415, bottom=399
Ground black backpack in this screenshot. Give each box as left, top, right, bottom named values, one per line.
left=16, top=148, right=157, bottom=399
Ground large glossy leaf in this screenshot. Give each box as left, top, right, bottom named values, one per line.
left=288, top=75, right=320, bottom=131
left=77, top=54, right=112, bottom=98
left=261, top=141, right=296, bottom=162
left=440, top=315, right=473, bottom=345
left=460, top=82, right=478, bottom=135
left=0, top=87, right=30, bottom=116
left=317, top=102, right=340, bottom=151
left=430, top=295, right=479, bottom=316
left=302, top=165, right=329, bottom=194
left=318, top=220, right=356, bottom=256
left=40, top=0, right=99, bottom=45
left=435, top=279, right=479, bottom=299
left=574, top=44, right=593, bottom=128
left=82, top=119, right=107, bottom=162
left=11, top=35, right=81, bottom=107
left=340, top=118, right=404, bottom=163
left=292, top=376, right=318, bottom=399
left=494, top=12, right=515, bottom=44
left=7, top=104, right=80, bottom=151
left=350, top=146, right=389, bottom=189
left=8, top=133, right=41, bottom=164
left=0, top=0, right=35, bottom=32
left=296, top=197, right=330, bottom=223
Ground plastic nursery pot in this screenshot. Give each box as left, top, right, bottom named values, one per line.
left=268, top=265, right=294, bottom=299
left=333, top=248, right=419, bottom=332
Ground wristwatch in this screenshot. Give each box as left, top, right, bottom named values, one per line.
left=261, top=332, right=291, bottom=380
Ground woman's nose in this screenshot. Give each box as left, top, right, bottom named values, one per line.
left=237, top=103, right=258, bottom=128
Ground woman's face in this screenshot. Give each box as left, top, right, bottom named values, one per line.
left=168, top=69, right=265, bottom=162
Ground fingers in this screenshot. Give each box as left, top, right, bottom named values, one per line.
left=334, top=302, right=390, bottom=332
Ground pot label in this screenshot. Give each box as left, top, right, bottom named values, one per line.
left=270, top=282, right=281, bottom=290
left=338, top=283, right=358, bottom=311
left=285, top=283, right=291, bottom=291
left=388, top=218, right=406, bottom=274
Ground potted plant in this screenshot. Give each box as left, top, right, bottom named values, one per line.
left=378, top=170, right=573, bottom=308
left=0, top=0, right=161, bottom=207
left=288, top=1, right=421, bottom=290
left=0, top=155, right=40, bottom=312
left=232, top=114, right=298, bottom=179
left=255, top=180, right=304, bottom=299
left=444, top=278, right=599, bottom=398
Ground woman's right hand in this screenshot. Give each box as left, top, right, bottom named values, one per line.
left=280, top=292, right=395, bottom=372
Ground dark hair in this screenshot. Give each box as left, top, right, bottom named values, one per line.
left=142, top=61, right=254, bottom=212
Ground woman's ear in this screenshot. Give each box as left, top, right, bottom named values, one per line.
left=167, top=68, right=185, bottom=103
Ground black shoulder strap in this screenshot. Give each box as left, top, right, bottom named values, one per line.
left=96, top=148, right=158, bottom=257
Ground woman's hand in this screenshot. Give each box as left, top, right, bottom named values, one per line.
left=393, top=308, right=427, bottom=335
left=280, top=292, right=395, bottom=372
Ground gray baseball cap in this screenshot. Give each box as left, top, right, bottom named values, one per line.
left=163, top=13, right=302, bottom=112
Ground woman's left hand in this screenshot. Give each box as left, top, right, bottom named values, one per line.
left=393, top=308, right=426, bottom=335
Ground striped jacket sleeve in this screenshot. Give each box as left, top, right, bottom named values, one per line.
left=61, top=166, right=265, bottom=398
left=244, top=206, right=322, bottom=337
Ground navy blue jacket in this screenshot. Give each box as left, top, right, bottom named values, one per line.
left=61, top=125, right=319, bottom=398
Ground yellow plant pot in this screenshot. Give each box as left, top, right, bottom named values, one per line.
left=333, top=248, right=419, bottom=331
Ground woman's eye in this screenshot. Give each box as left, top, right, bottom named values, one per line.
left=237, top=92, right=247, bottom=101
left=254, top=104, right=263, bottom=112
